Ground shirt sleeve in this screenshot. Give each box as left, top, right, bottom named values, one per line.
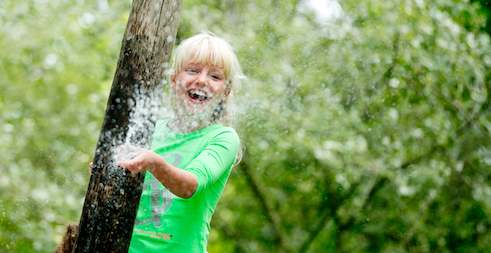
left=184, top=128, right=240, bottom=195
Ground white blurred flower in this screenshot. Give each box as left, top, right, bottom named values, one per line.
left=398, top=184, right=415, bottom=196
left=410, top=128, right=424, bottom=139
left=43, top=53, right=58, bottom=68
left=389, top=78, right=400, bottom=88
left=388, top=108, right=399, bottom=121
left=79, top=12, right=96, bottom=28
left=299, top=0, right=344, bottom=23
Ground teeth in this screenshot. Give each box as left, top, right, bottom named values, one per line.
left=188, top=89, right=209, bottom=101
left=192, top=90, right=206, bottom=96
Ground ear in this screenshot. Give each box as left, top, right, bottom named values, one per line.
left=170, top=74, right=176, bottom=89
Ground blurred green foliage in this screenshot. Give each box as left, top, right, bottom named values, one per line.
left=0, top=0, right=490, bottom=252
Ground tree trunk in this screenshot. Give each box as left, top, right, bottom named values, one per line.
left=72, top=1, right=181, bottom=252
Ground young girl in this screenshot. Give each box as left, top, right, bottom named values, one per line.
left=117, top=32, right=243, bottom=253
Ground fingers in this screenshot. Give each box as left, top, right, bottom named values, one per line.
left=116, top=148, right=157, bottom=174
left=89, top=153, right=148, bottom=175
left=117, top=159, right=145, bottom=174
left=88, top=161, right=93, bottom=175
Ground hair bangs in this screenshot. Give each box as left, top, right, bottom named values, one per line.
left=174, top=33, right=236, bottom=81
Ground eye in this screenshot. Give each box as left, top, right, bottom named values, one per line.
left=184, top=67, right=200, bottom=74
left=210, top=73, right=224, bottom=81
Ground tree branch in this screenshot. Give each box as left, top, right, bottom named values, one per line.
left=298, top=180, right=361, bottom=253
left=215, top=222, right=248, bottom=253
left=238, top=160, right=291, bottom=252
left=299, top=33, right=402, bottom=252
left=334, top=90, right=491, bottom=245
left=300, top=76, right=490, bottom=251
left=371, top=32, right=400, bottom=93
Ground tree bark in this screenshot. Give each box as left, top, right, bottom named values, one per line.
left=72, top=1, right=181, bottom=252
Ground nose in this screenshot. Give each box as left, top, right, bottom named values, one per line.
left=195, top=69, right=208, bottom=86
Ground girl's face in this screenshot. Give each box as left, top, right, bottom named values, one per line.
left=171, top=61, right=229, bottom=122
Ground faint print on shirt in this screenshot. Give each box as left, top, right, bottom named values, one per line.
left=135, top=152, right=182, bottom=228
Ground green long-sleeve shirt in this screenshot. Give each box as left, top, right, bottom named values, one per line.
left=128, top=120, right=240, bottom=253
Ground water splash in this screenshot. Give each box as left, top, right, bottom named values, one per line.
left=124, top=85, right=167, bottom=148
left=111, top=78, right=239, bottom=166
left=114, top=143, right=146, bottom=163
left=110, top=84, right=169, bottom=166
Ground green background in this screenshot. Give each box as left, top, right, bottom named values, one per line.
left=0, top=0, right=490, bottom=252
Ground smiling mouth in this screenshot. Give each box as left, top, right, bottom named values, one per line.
left=187, top=89, right=210, bottom=102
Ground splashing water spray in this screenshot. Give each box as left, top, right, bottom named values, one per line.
left=66, top=1, right=182, bottom=252
left=113, top=85, right=168, bottom=166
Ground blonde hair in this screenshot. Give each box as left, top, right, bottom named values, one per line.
left=171, top=32, right=244, bottom=163
left=172, top=32, right=243, bottom=95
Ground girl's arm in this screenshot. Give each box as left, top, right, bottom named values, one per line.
left=117, top=151, right=198, bottom=198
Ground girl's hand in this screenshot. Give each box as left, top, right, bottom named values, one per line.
left=117, top=150, right=159, bottom=174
